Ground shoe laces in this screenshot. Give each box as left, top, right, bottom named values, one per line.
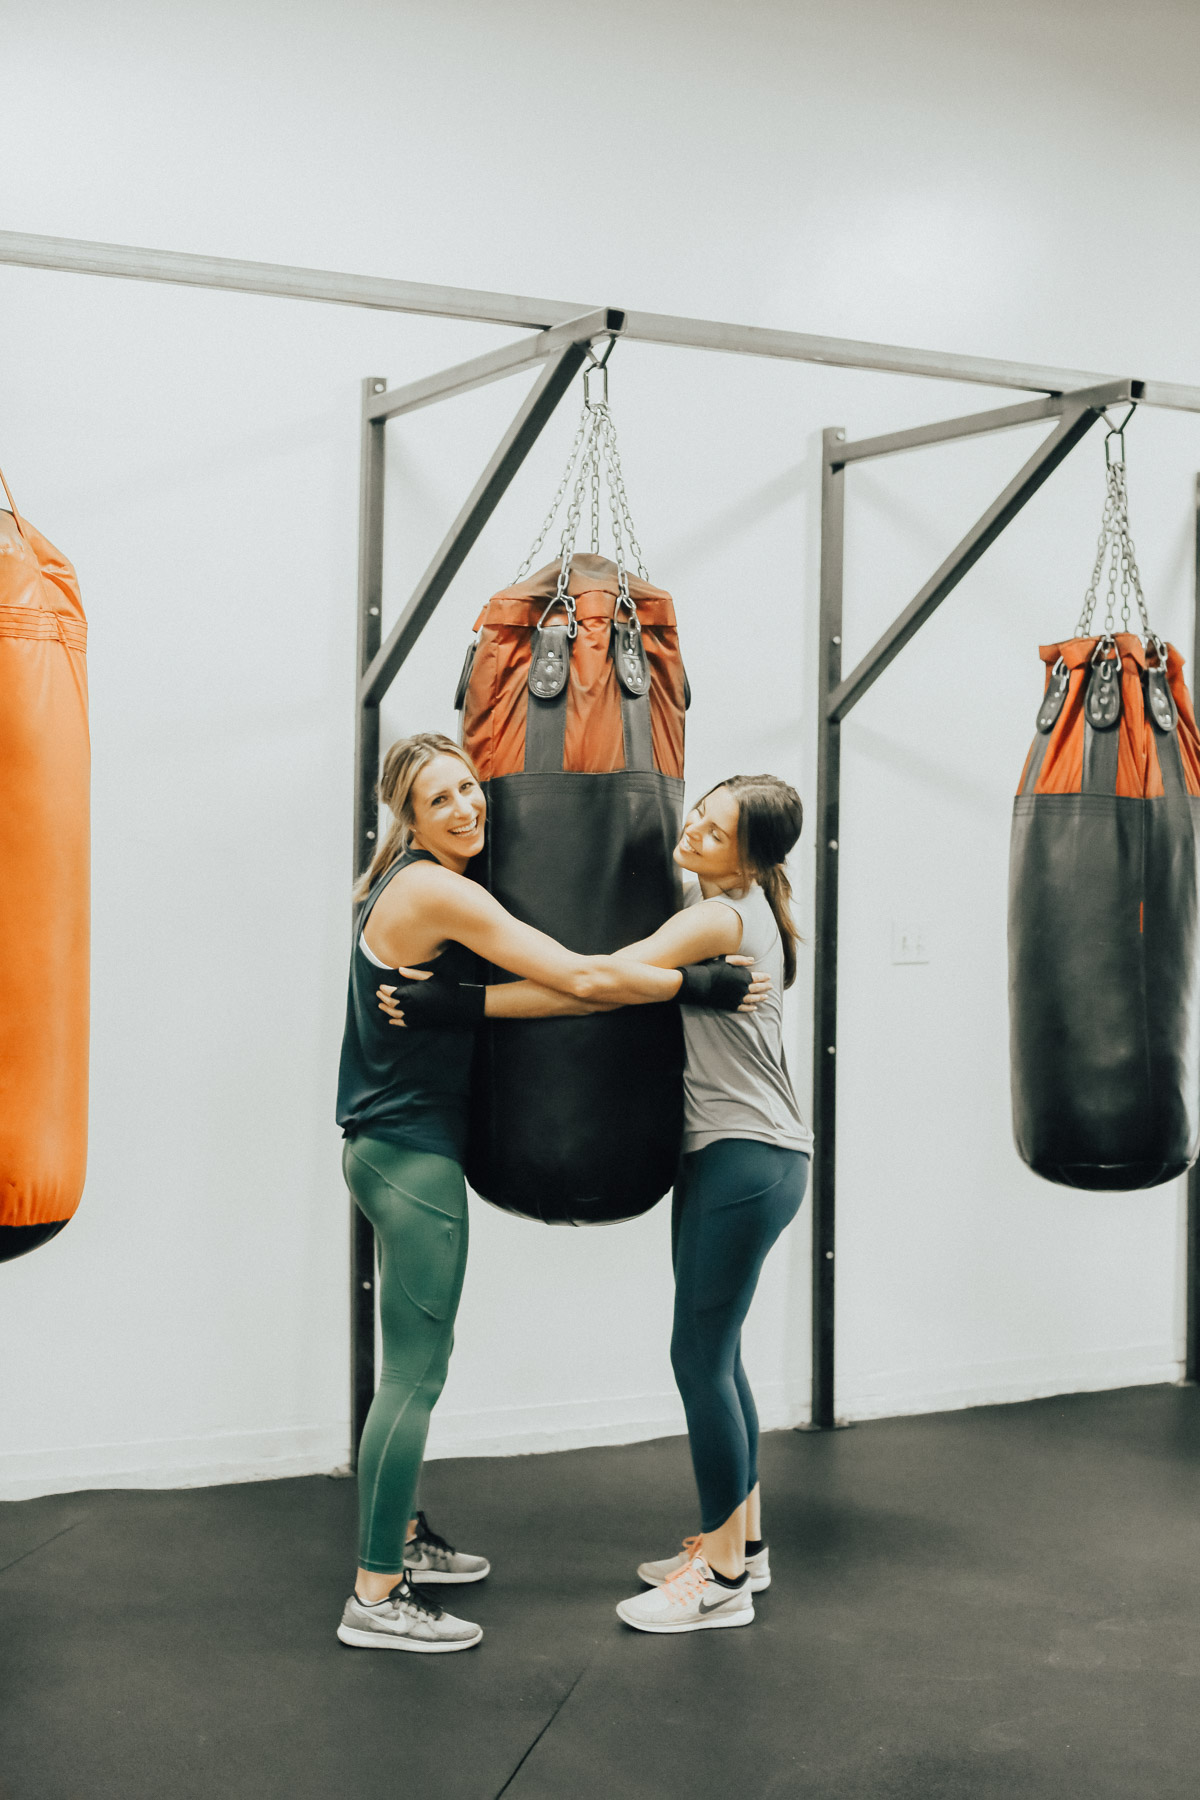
left=388, top=1573, right=443, bottom=1620
left=661, top=1552, right=712, bottom=1606
left=412, top=1510, right=455, bottom=1555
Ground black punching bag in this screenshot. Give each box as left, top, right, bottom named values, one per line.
left=459, top=552, right=687, bottom=1223
left=1008, top=438, right=1200, bottom=1189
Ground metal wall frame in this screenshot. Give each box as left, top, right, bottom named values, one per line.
left=2, top=229, right=1198, bottom=1444
left=812, top=378, right=1137, bottom=1427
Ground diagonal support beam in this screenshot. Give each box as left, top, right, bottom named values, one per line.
left=367, top=308, right=624, bottom=422
left=359, top=340, right=592, bottom=706
left=826, top=380, right=1136, bottom=723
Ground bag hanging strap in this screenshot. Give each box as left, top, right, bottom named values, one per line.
left=0, top=465, right=27, bottom=538
left=524, top=619, right=571, bottom=772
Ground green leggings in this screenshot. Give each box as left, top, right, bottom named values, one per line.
left=342, top=1136, right=469, bottom=1573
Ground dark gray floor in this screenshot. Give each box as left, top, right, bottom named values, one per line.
left=3, top=1385, right=1199, bottom=1800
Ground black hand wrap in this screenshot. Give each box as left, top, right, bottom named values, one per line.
left=380, top=973, right=486, bottom=1028
left=675, top=959, right=754, bottom=1011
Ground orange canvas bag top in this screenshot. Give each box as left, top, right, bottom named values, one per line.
left=457, top=384, right=688, bottom=1224
left=0, top=470, right=90, bottom=1261
left=1008, top=421, right=1200, bottom=1190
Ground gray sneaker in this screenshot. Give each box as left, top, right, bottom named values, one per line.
left=617, top=1553, right=754, bottom=1635
left=337, top=1575, right=482, bottom=1653
left=403, top=1511, right=491, bottom=1585
left=638, top=1537, right=771, bottom=1593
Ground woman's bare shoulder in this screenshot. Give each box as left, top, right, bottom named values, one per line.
left=371, top=859, right=471, bottom=919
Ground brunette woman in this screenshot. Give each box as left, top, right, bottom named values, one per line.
left=335, top=733, right=762, bottom=1654
left=612, top=774, right=810, bottom=1634
left=380, top=769, right=810, bottom=1638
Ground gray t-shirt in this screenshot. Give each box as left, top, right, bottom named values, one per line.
left=680, top=877, right=814, bottom=1156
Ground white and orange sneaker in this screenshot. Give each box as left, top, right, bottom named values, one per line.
left=637, top=1535, right=772, bottom=1593
left=616, top=1552, right=754, bottom=1635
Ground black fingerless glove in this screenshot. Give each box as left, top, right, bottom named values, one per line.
left=675, top=959, right=753, bottom=1011
left=381, top=972, right=486, bottom=1028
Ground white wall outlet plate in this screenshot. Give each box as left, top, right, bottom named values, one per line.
left=891, top=920, right=929, bottom=965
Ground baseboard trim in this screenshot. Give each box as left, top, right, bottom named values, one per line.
left=0, top=1423, right=350, bottom=1503
left=1, top=1348, right=1183, bottom=1499
left=836, top=1346, right=1184, bottom=1423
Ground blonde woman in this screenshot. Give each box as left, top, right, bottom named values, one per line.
left=334, top=733, right=764, bottom=1654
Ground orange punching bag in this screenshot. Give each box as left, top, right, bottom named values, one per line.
left=0, top=470, right=89, bottom=1262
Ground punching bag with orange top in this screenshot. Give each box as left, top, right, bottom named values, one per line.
left=458, top=376, right=688, bottom=1223
left=0, top=470, right=90, bottom=1261
left=1009, top=419, right=1200, bottom=1190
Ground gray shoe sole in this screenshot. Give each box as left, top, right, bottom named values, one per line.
left=336, top=1622, right=483, bottom=1652
left=615, top=1600, right=754, bottom=1634
left=402, top=1563, right=491, bottom=1585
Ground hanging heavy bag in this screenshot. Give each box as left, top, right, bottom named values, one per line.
left=458, top=376, right=688, bottom=1223
left=1009, top=417, right=1200, bottom=1190
left=0, top=470, right=90, bottom=1262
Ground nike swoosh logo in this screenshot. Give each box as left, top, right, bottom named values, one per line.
left=698, top=1592, right=743, bottom=1615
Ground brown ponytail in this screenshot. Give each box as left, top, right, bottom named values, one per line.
left=758, top=860, right=799, bottom=989
left=353, top=732, right=482, bottom=902
left=697, top=772, right=804, bottom=988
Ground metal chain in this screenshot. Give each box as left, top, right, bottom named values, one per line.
left=512, top=362, right=650, bottom=594
left=549, top=410, right=605, bottom=615
left=597, top=407, right=649, bottom=580
left=513, top=407, right=592, bottom=581
left=589, top=429, right=602, bottom=554
left=1075, top=433, right=1153, bottom=640
left=599, top=412, right=631, bottom=599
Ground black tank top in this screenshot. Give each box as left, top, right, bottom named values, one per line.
left=335, top=849, right=483, bottom=1162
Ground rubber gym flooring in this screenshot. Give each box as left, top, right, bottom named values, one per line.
left=2, top=1384, right=1199, bottom=1800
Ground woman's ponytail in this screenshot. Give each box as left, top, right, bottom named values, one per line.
left=758, top=860, right=799, bottom=989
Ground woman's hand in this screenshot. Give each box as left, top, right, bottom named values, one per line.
left=377, top=967, right=427, bottom=1028
left=726, top=954, right=772, bottom=1014
left=376, top=967, right=485, bottom=1028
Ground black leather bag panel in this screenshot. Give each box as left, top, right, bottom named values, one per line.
left=1009, top=792, right=1200, bottom=1189
left=467, top=770, right=686, bottom=1223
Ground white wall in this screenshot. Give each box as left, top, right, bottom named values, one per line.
left=1, top=0, right=1199, bottom=1498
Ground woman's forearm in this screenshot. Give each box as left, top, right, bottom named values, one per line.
left=484, top=981, right=597, bottom=1019
left=579, top=957, right=684, bottom=1005
left=484, top=964, right=680, bottom=1016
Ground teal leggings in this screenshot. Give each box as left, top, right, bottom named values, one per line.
left=342, top=1136, right=469, bottom=1573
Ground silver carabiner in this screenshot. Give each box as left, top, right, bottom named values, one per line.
left=1091, top=632, right=1122, bottom=673
left=614, top=586, right=639, bottom=627
left=538, top=591, right=578, bottom=639
left=1103, top=401, right=1137, bottom=468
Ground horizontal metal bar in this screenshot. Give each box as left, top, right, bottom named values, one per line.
left=0, top=228, right=583, bottom=330
left=618, top=309, right=1112, bottom=397
left=833, top=394, right=1066, bottom=465
left=366, top=308, right=625, bottom=422
left=359, top=341, right=589, bottom=707
left=6, top=229, right=1200, bottom=412
left=827, top=392, right=1111, bottom=722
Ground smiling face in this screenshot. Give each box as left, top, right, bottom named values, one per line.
left=674, top=785, right=746, bottom=888
left=408, top=752, right=487, bottom=870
